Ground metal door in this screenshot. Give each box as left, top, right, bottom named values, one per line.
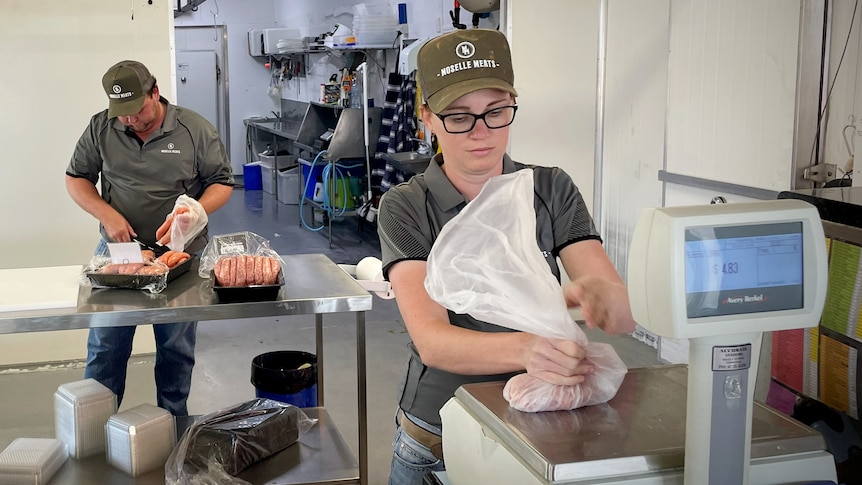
left=176, top=51, right=219, bottom=131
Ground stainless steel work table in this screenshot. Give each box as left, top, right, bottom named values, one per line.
left=248, top=119, right=303, bottom=141
left=0, top=254, right=374, bottom=485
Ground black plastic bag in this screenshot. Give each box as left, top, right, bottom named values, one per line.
left=165, top=398, right=316, bottom=484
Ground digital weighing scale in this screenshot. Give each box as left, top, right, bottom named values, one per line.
left=441, top=199, right=838, bottom=484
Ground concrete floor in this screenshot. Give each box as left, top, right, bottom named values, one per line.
left=0, top=188, right=662, bottom=484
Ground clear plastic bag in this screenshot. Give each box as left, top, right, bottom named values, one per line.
left=425, top=169, right=627, bottom=412
left=165, top=398, right=317, bottom=484
left=157, top=195, right=208, bottom=252
left=198, top=231, right=284, bottom=280
left=80, top=255, right=169, bottom=294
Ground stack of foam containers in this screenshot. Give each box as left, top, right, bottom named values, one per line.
left=54, top=378, right=117, bottom=459
left=0, top=438, right=68, bottom=485
left=353, top=3, right=398, bottom=46
left=106, top=403, right=177, bottom=476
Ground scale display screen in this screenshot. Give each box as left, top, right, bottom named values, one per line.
left=684, top=222, right=803, bottom=318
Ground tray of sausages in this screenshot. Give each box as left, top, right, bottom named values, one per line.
left=211, top=255, right=284, bottom=303
left=86, top=249, right=193, bottom=290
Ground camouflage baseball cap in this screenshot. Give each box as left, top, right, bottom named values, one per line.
left=417, top=29, right=517, bottom=113
left=101, top=60, right=156, bottom=118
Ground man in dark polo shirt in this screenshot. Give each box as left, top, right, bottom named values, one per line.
left=65, top=60, right=233, bottom=416
left=377, top=30, right=638, bottom=484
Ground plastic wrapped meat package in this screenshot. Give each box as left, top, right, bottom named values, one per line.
left=425, top=170, right=627, bottom=412
left=198, top=231, right=285, bottom=283
left=81, top=255, right=170, bottom=293
left=165, top=398, right=316, bottom=485
left=80, top=245, right=194, bottom=294
left=198, top=231, right=286, bottom=303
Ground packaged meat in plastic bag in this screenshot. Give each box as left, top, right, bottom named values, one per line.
left=425, top=169, right=627, bottom=412
left=81, top=254, right=169, bottom=294
left=156, top=194, right=208, bottom=252
left=197, top=231, right=284, bottom=282
left=165, top=398, right=317, bottom=484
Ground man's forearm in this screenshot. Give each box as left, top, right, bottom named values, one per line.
left=65, top=175, right=113, bottom=222
left=197, top=183, right=233, bottom=214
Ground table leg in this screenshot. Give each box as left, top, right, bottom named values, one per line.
left=356, top=311, right=367, bottom=485
left=327, top=161, right=334, bottom=248
left=271, top=134, right=280, bottom=201
left=316, top=313, right=324, bottom=407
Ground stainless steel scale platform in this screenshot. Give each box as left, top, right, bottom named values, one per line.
left=441, top=365, right=836, bottom=484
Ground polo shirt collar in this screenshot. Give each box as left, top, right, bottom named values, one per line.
left=109, top=97, right=176, bottom=135
left=160, top=99, right=179, bottom=131
left=422, top=153, right=516, bottom=212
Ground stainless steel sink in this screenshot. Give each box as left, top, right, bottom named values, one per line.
left=249, top=118, right=302, bottom=138
left=248, top=117, right=280, bottom=124
left=379, top=151, right=433, bottom=174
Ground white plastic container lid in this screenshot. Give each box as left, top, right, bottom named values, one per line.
left=106, top=404, right=176, bottom=477
left=55, top=379, right=115, bottom=406
left=107, top=403, right=174, bottom=432
left=0, top=438, right=69, bottom=485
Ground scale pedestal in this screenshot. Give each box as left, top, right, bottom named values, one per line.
left=685, top=332, right=761, bottom=483
left=441, top=365, right=836, bottom=485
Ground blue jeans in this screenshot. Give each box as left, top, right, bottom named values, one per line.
left=86, top=239, right=197, bottom=416
left=388, top=410, right=445, bottom=485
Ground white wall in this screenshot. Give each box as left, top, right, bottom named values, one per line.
left=600, top=0, right=669, bottom=273
left=508, top=0, right=599, bottom=211
left=1, top=0, right=175, bottom=267
left=665, top=1, right=801, bottom=191
left=0, top=0, right=176, bottom=365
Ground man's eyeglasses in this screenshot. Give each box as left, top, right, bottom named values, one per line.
left=434, top=105, right=518, bottom=134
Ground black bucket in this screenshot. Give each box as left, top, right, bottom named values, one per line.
left=250, top=351, right=318, bottom=407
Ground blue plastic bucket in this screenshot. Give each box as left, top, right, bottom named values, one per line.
left=251, top=351, right=318, bottom=407
left=300, top=159, right=325, bottom=199
left=243, top=163, right=263, bottom=191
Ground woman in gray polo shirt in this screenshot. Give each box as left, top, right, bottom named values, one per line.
left=377, top=30, right=637, bottom=485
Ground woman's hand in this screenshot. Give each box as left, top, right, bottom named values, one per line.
left=564, top=276, right=637, bottom=335
left=522, top=335, right=592, bottom=386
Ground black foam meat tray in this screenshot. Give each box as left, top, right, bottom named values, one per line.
left=211, top=270, right=285, bottom=303
left=86, top=255, right=194, bottom=289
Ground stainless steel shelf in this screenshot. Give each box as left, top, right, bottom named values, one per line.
left=47, top=408, right=358, bottom=485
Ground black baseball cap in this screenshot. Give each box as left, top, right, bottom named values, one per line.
left=101, top=60, right=156, bottom=118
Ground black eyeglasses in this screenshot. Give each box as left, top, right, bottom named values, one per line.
left=434, top=105, right=518, bottom=134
